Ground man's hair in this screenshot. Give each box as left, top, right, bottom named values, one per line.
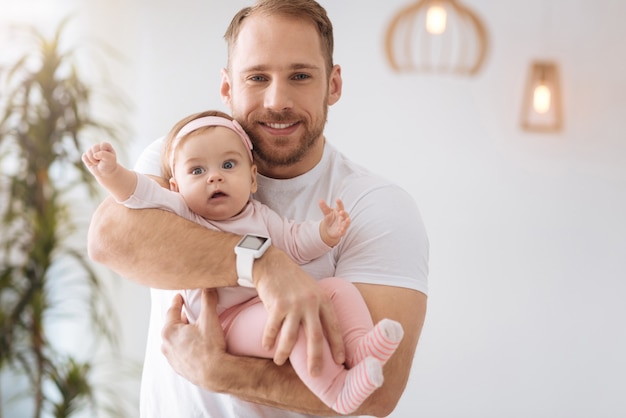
left=224, top=0, right=334, bottom=76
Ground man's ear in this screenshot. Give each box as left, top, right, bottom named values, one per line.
left=327, top=64, right=343, bottom=106
left=220, top=68, right=232, bottom=109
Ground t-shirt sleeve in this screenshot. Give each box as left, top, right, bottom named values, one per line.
left=335, top=183, right=429, bottom=295
left=134, top=137, right=166, bottom=176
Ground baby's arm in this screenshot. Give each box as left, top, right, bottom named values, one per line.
left=318, top=198, right=351, bottom=247
left=82, top=141, right=138, bottom=202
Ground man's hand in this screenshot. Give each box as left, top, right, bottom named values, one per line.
left=161, top=287, right=337, bottom=415
left=161, top=289, right=227, bottom=390
left=162, top=247, right=346, bottom=383
left=253, top=248, right=345, bottom=377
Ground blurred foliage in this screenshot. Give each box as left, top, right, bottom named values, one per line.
left=0, top=16, right=133, bottom=417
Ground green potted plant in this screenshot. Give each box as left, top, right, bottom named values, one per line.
left=0, top=17, right=132, bottom=417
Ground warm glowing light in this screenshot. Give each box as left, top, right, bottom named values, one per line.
left=533, top=84, right=551, bottom=114
left=521, top=61, right=562, bottom=131
left=385, top=0, right=488, bottom=74
left=426, top=5, right=447, bottom=34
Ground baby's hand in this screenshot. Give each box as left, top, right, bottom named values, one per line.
left=319, top=198, right=351, bottom=246
left=82, top=142, right=118, bottom=177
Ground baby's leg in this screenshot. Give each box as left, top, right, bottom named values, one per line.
left=286, top=328, right=384, bottom=415
left=316, top=277, right=373, bottom=363
left=222, top=298, right=384, bottom=414
left=317, top=277, right=404, bottom=367
left=220, top=300, right=275, bottom=358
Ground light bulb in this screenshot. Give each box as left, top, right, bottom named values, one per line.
left=426, top=5, right=447, bottom=34
left=533, top=84, right=551, bottom=114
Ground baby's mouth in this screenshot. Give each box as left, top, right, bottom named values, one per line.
left=210, top=191, right=227, bottom=199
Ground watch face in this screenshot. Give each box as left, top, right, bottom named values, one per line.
left=239, top=234, right=269, bottom=250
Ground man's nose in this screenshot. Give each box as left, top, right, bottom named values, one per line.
left=264, top=79, right=293, bottom=111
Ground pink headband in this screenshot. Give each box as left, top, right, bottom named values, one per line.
left=170, top=116, right=253, bottom=175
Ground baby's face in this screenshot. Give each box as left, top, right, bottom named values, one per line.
left=170, top=127, right=257, bottom=221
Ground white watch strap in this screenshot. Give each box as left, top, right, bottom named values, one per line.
left=236, top=252, right=255, bottom=288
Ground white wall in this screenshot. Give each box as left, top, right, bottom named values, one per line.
left=3, top=1, right=625, bottom=417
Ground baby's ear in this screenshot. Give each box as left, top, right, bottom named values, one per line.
left=250, top=164, right=258, bottom=193
left=169, top=177, right=179, bottom=192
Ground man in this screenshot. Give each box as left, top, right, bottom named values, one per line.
left=88, top=1, right=429, bottom=417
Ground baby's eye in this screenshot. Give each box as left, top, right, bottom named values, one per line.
left=191, top=167, right=205, bottom=175
left=222, top=160, right=235, bottom=169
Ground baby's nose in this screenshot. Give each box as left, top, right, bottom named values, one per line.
left=207, top=171, right=224, bottom=183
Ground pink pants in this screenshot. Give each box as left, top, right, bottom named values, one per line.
left=218, top=277, right=374, bottom=405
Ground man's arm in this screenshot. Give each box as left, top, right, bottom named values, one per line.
left=161, top=283, right=427, bottom=417
left=354, top=283, right=427, bottom=417
left=88, top=198, right=345, bottom=368
left=88, top=197, right=240, bottom=289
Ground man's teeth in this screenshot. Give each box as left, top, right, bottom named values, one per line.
left=267, top=122, right=293, bottom=129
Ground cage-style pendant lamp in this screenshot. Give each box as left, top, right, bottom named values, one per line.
left=520, top=61, right=563, bottom=132
left=385, top=0, right=488, bottom=75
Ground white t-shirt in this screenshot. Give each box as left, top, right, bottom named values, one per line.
left=136, top=138, right=429, bottom=418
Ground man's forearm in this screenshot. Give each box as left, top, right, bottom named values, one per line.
left=87, top=197, right=240, bottom=289
left=207, top=354, right=403, bottom=416
left=353, top=283, right=428, bottom=417
left=210, top=355, right=336, bottom=416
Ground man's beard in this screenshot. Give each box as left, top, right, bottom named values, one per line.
left=238, top=108, right=327, bottom=167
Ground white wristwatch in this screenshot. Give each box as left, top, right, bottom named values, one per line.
left=234, top=234, right=271, bottom=287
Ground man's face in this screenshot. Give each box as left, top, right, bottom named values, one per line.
left=221, top=13, right=341, bottom=178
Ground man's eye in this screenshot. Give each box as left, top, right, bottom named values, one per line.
left=223, top=161, right=235, bottom=169
left=293, top=73, right=310, bottom=81
left=191, top=168, right=205, bottom=175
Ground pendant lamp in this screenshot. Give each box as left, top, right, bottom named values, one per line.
left=385, top=0, right=488, bottom=75
left=520, top=61, right=563, bottom=132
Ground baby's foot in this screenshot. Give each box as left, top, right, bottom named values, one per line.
left=332, top=356, right=383, bottom=414
left=350, top=318, right=404, bottom=367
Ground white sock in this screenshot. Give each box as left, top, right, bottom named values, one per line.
left=350, top=318, right=404, bottom=367
left=332, top=356, right=383, bottom=414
